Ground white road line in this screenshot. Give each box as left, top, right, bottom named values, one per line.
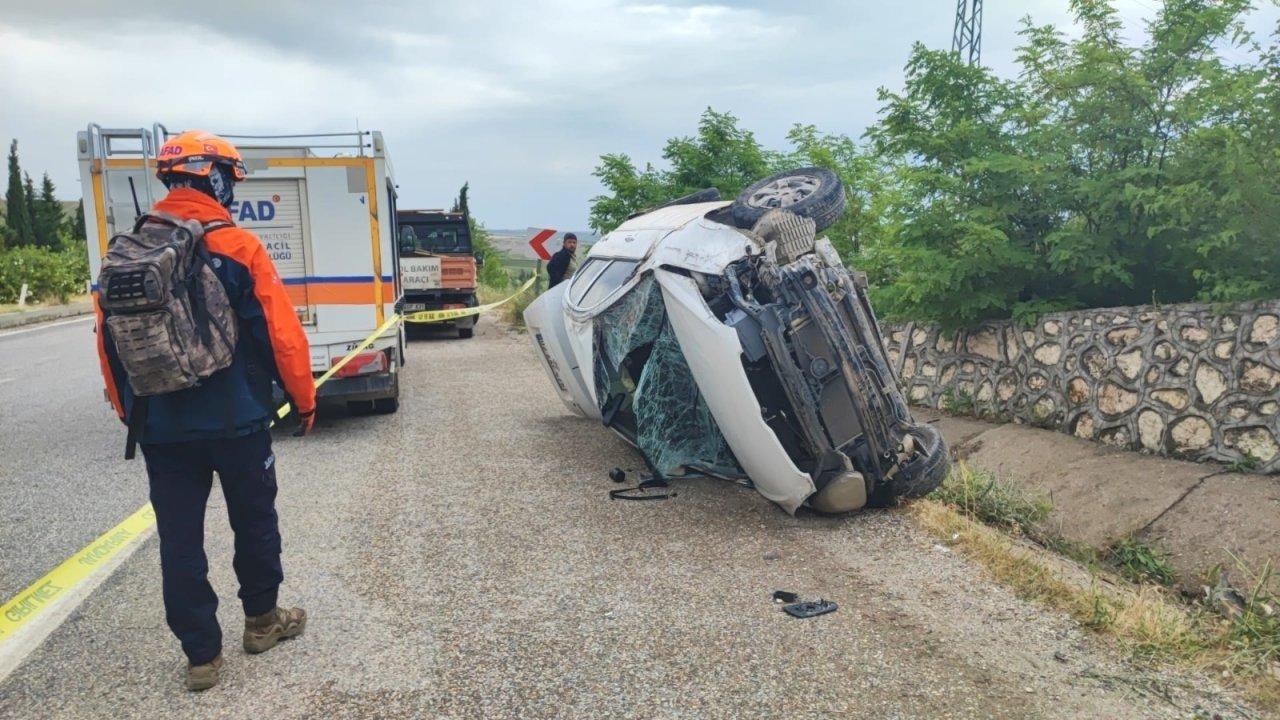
left=0, top=315, right=94, bottom=339
left=0, top=524, right=155, bottom=683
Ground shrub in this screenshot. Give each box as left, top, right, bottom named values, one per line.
left=0, top=246, right=88, bottom=304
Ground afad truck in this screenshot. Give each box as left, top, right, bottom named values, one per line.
left=78, top=123, right=404, bottom=415
left=396, top=209, right=479, bottom=338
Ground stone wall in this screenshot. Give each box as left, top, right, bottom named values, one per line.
left=884, top=301, right=1280, bottom=473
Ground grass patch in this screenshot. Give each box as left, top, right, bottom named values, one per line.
left=917, top=462, right=1280, bottom=709
left=928, top=460, right=1050, bottom=535
left=1109, top=537, right=1176, bottom=587
left=940, top=386, right=976, bottom=415
left=477, top=273, right=542, bottom=330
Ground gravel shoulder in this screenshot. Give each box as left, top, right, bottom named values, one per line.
left=0, top=318, right=1260, bottom=719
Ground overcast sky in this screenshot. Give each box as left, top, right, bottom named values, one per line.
left=1, top=1, right=1276, bottom=230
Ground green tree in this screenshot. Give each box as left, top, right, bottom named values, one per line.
left=68, top=199, right=86, bottom=243
left=4, top=140, right=35, bottom=246
left=864, top=45, right=1060, bottom=328
left=451, top=181, right=470, bottom=215
left=23, top=173, right=39, bottom=248
left=588, top=108, right=774, bottom=233
left=586, top=1, right=1280, bottom=327
left=450, top=181, right=508, bottom=289
left=33, top=173, right=63, bottom=249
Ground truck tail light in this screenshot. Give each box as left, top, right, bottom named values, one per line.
left=444, top=303, right=466, bottom=309
left=332, top=351, right=388, bottom=378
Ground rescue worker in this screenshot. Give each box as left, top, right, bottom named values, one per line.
left=96, top=131, right=314, bottom=691
left=546, top=232, right=578, bottom=288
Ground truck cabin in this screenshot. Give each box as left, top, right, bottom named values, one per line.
left=398, top=210, right=472, bottom=258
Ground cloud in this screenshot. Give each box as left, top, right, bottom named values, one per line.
left=0, top=0, right=1276, bottom=229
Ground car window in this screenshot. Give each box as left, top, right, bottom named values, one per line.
left=399, top=223, right=471, bottom=254
left=577, top=259, right=640, bottom=308
left=569, top=258, right=608, bottom=305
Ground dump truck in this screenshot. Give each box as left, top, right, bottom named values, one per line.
left=396, top=209, right=479, bottom=339
left=77, top=123, right=404, bottom=415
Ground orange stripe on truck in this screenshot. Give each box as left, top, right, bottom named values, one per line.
left=285, top=282, right=396, bottom=306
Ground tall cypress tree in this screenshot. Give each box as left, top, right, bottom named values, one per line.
left=70, top=199, right=86, bottom=242
left=34, top=173, right=63, bottom=248
left=4, top=140, right=34, bottom=246
left=23, top=173, right=38, bottom=247
left=452, top=181, right=470, bottom=215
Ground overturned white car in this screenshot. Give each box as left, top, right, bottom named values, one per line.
left=525, top=168, right=948, bottom=514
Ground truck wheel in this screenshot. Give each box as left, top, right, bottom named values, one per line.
left=730, top=167, right=846, bottom=232
left=459, top=326, right=474, bottom=339
left=373, top=396, right=399, bottom=414
left=867, top=424, right=950, bottom=508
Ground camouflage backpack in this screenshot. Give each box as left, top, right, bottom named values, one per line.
left=98, top=212, right=239, bottom=454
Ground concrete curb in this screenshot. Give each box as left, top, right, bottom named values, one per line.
left=0, top=301, right=94, bottom=330
left=919, top=407, right=1280, bottom=591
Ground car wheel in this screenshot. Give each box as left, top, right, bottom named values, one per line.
left=730, top=167, right=846, bottom=232
left=867, top=423, right=950, bottom=507
left=373, top=396, right=399, bottom=414
left=458, top=326, right=474, bottom=339
left=657, top=187, right=722, bottom=208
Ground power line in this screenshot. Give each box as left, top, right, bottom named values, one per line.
left=953, top=0, right=983, bottom=65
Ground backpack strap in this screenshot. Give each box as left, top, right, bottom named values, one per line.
left=124, top=396, right=149, bottom=460
left=132, top=210, right=183, bottom=233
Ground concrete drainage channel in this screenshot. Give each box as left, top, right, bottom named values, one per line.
left=919, top=407, right=1280, bottom=594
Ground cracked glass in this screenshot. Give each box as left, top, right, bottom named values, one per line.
left=593, top=275, right=739, bottom=478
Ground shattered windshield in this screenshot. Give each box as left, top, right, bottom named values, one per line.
left=593, top=275, right=739, bottom=478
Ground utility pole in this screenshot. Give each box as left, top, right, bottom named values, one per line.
left=952, top=0, right=983, bottom=65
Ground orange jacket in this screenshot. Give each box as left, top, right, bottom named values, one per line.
left=97, top=188, right=316, bottom=439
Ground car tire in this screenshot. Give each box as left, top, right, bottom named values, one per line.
left=373, top=396, right=399, bottom=414
left=458, top=326, right=474, bottom=339
left=657, top=187, right=722, bottom=208
left=730, top=167, right=846, bottom=232
left=867, top=423, right=950, bottom=507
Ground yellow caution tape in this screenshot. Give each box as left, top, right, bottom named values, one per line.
left=401, top=273, right=538, bottom=324
left=0, top=273, right=540, bottom=647
left=273, top=273, right=539, bottom=420
left=0, top=504, right=156, bottom=642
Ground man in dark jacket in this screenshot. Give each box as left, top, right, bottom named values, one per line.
left=96, top=131, right=313, bottom=691
left=546, top=232, right=578, bottom=288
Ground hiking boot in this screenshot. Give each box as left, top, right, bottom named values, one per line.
left=243, top=606, right=306, bottom=654
left=186, top=653, right=223, bottom=692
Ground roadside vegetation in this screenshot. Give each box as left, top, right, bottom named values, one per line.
left=447, top=181, right=542, bottom=329
left=0, top=140, right=89, bottom=304
left=918, top=463, right=1280, bottom=709
left=588, top=0, right=1280, bottom=330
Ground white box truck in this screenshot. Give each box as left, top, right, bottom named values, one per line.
left=77, top=123, right=404, bottom=414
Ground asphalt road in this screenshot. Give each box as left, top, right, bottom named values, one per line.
left=0, top=316, right=1259, bottom=718
left=0, top=316, right=148, bottom=599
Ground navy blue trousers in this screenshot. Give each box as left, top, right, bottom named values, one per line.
left=141, top=430, right=283, bottom=665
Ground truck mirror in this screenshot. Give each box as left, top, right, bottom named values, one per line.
left=474, top=252, right=485, bottom=267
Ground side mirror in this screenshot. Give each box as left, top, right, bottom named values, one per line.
left=474, top=252, right=485, bottom=268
